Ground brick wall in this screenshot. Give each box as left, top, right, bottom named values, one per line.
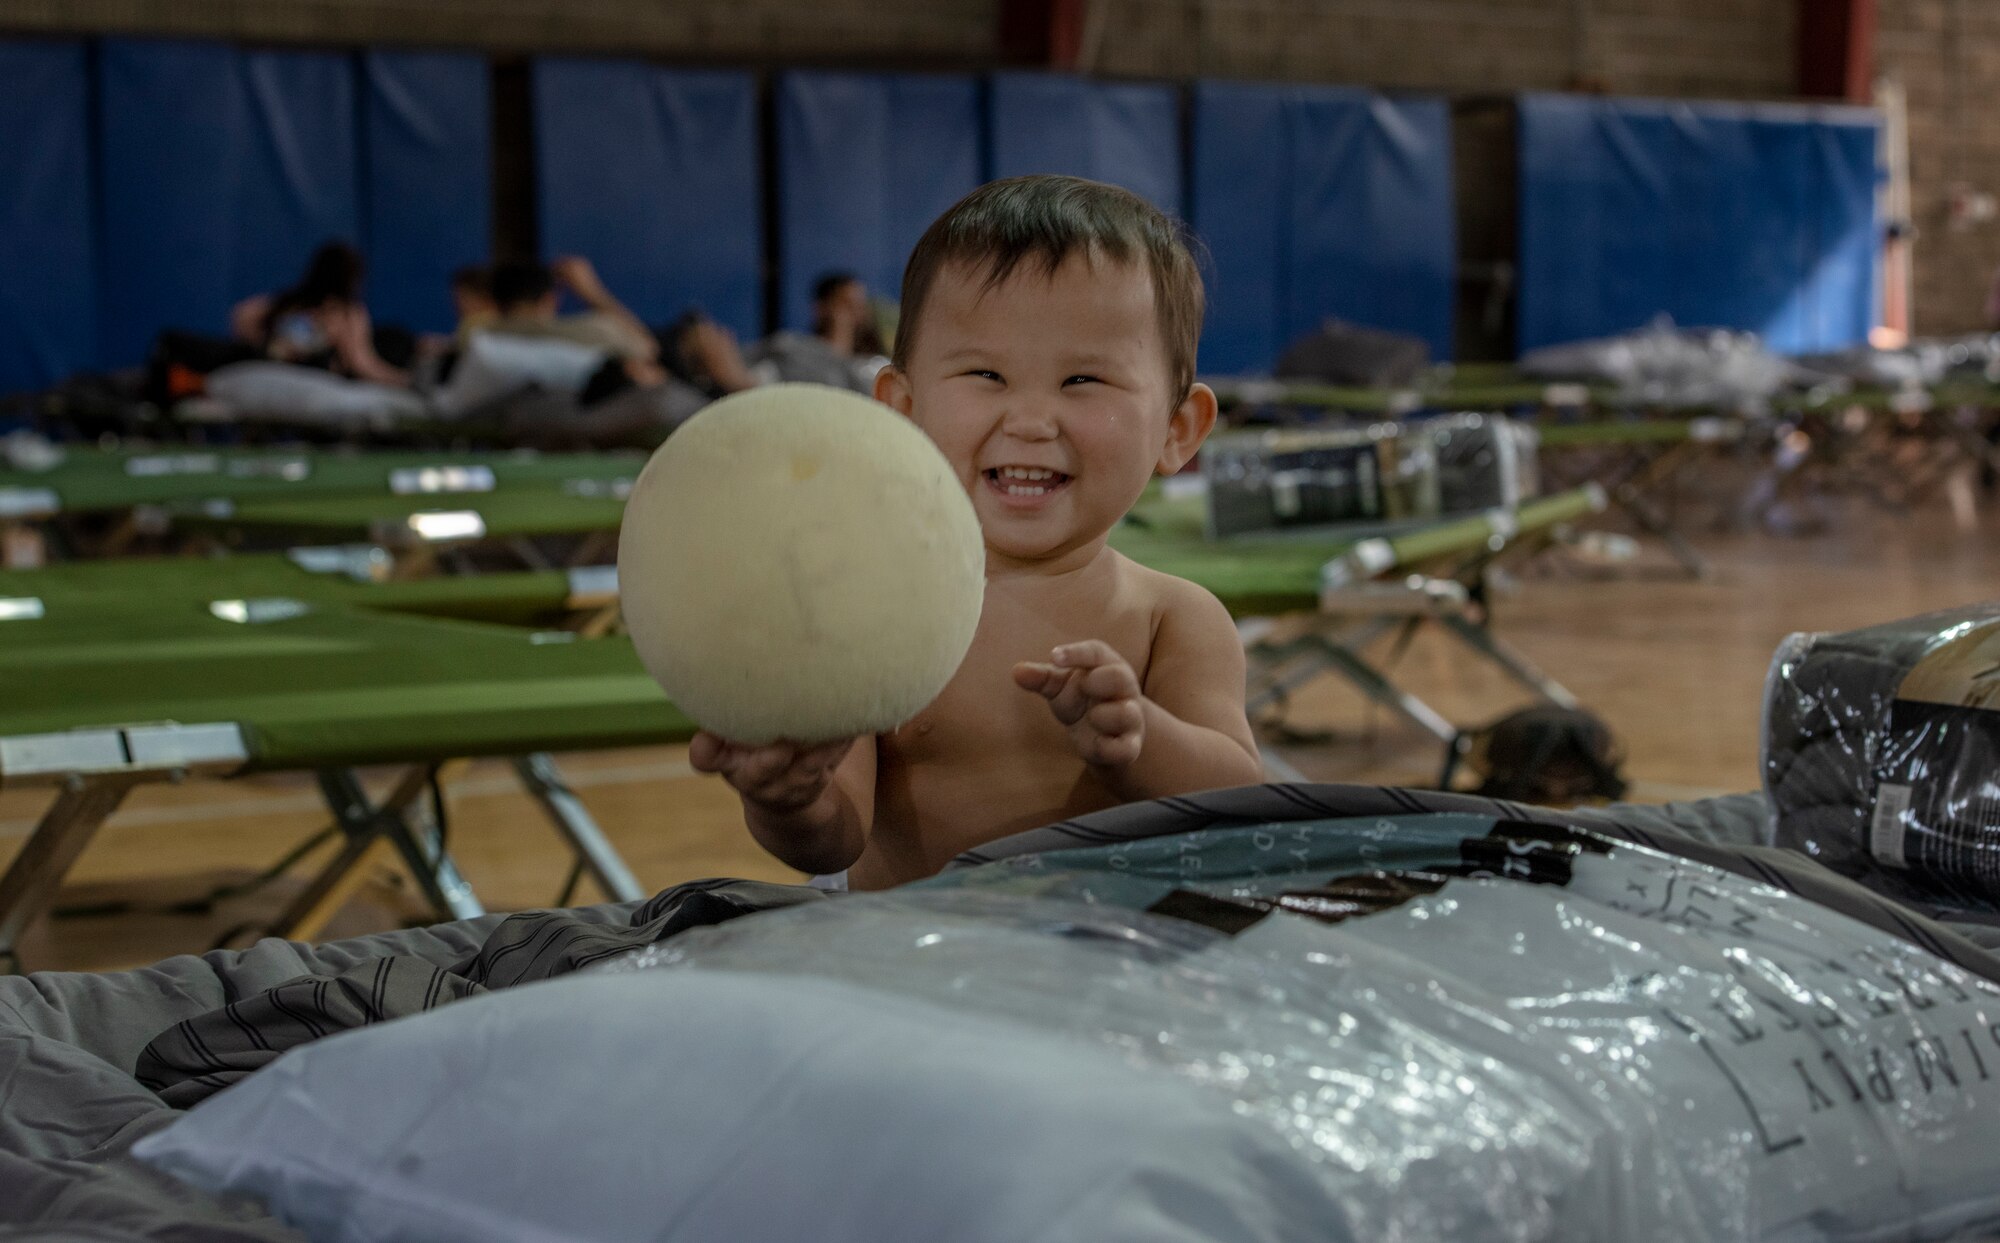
left=0, top=0, right=996, bottom=62
left=0, top=0, right=1790, bottom=92
left=1879, top=0, right=1999, bottom=334
left=1079, top=0, right=1792, bottom=98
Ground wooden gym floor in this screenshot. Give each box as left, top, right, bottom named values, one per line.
left=7, top=479, right=1997, bottom=974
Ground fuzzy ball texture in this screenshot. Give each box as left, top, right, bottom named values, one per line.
left=618, top=384, right=985, bottom=744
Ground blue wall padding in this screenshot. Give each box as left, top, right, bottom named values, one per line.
left=1189, top=85, right=1285, bottom=378
left=97, top=39, right=361, bottom=366
left=1811, top=121, right=1882, bottom=349
left=1517, top=93, right=1880, bottom=354
left=1192, top=82, right=1456, bottom=374
left=775, top=72, right=982, bottom=332
left=532, top=59, right=762, bottom=339
left=0, top=40, right=94, bottom=394
left=988, top=74, right=1183, bottom=219
left=361, top=51, right=491, bottom=334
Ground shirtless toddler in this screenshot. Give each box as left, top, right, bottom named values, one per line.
left=689, top=175, right=1264, bottom=888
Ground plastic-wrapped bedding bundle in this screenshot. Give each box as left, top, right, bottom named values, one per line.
left=1765, top=605, right=2000, bottom=917
left=1410, top=412, right=1541, bottom=512
left=1515, top=320, right=1828, bottom=410
left=137, top=816, right=2000, bottom=1242
left=618, top=819, right=2000, bottom=1243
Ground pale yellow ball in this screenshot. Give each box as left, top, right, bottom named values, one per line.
left=617, top=384, right=985, bottom=744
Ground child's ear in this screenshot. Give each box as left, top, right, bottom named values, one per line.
left=1155, top=382, right=1218, bottom=476
left=874, top=365, right=915, bottom=418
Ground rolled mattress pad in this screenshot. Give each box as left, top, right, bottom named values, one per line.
left=1764, top=604, right=2000, bottom=916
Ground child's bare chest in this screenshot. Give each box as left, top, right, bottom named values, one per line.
left=855, top=569, right=1161, bottom=885
left=883, top=579, right=1157, bottom=762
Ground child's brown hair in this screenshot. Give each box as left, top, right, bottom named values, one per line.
left=895, top=175, right=1205, bottom=403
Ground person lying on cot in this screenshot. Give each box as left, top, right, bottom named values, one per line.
left=691, top=175, right=1265, bottom=889
left=230, top=241, right=412, bottom=387
left=475, top=256, right=664, bottom=376
left=736, top=271, right=892, bottom=395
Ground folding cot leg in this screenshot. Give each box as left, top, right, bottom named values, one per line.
left=0, top=778, right=138, bottom=973
left=1243, top=618, right=1402, bottom=719
left=1301, top=635, right=1458, bottom=744
left=1433, top=613, right=1582, bottom=710
left=314, top=769, right=484, bottom=924
left=388, top=546, right=442, bottom=580
left=506, top=537, right=556, bottom=572
left=1257, top=746, right=1311, bottom=784
left=573, top=602, right=624, bottom=638
left=263, top=833, right=401, bottom=944
left=511, top=753, right=645, bottom=903
left=1244, top=638, right=1337, bottom=718
left=1619, top=495, right=1710, bottom=578
left=1610, top=444, right=1710, bottom=579
left=566, top=531, right=617, bottom=568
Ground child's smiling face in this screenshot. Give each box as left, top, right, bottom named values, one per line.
left=878, top=252, right=1212, bottom=572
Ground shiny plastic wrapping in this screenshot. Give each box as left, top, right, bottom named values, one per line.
left=610, top=816, right=2000, bottom=1242
left=1765, top=605, right=2000, bottom=916
left=1199, top=424, right=1407, bottom=536
left=1415, top=412, right=1540, bottom=513
left=1197, top=415, right=1538, bottom=539
left=1516, top=320, right=1825, bottom=410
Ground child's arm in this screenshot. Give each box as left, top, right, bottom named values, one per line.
left=687, top=734, right=876, bottom=875
left=1013, top=584, right=1264, bottom=801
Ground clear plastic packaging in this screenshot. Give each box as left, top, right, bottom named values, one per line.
left=1196, top=414, right=1539, bottom=538
left=1798, top=333, right=2000, bottom=389
left=1764, top=605, right=2000, bottom=915
left=609, top=815, right=2000, bottom=1242
left=1414, top=412, right=1541, bottom=512
left=1199, top=423, right=1406, bottom=536
left=1517, top=319, right=1827, bottom=411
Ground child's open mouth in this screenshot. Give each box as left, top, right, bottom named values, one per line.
left=982, top=466, right=1073, bottom=499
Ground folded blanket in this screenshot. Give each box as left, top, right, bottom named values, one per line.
left=1764, top=605, right=2000, bottom=916
left=135, top=878, right=825, bottom=1108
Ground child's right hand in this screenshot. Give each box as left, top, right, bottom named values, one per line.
left=687, top=732, right=857, bottom=813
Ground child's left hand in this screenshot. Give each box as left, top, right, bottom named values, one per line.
left=1013, top=641, right=1145, bottom=769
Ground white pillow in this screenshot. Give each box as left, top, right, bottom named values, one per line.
left=433, top=331, right=609, bottom=417
left=205, top=362, right=431, bottom=429
left=134, top=968, right=1338, bottom=1243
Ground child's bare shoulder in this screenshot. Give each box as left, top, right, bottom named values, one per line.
left=1105, top=550, right=1237, bottom=646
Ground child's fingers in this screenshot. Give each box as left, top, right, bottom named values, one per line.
left=1047, top=675, right=1096, bottom=725
left=796, top=738, right=856, bottom=773
left=733, top=744, right=802, bottom=790
left=1085, top=698, right=1143, bottom=739
left=1050, top=640, right=1120, bottom=670
left=1013, top=662, right=1075, bottom=699
left=1077, top=660, right=1141, bottom=703
left=1083, top=730, right=1143, bottom=768
left=687, top=731, right=728, bottom=773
